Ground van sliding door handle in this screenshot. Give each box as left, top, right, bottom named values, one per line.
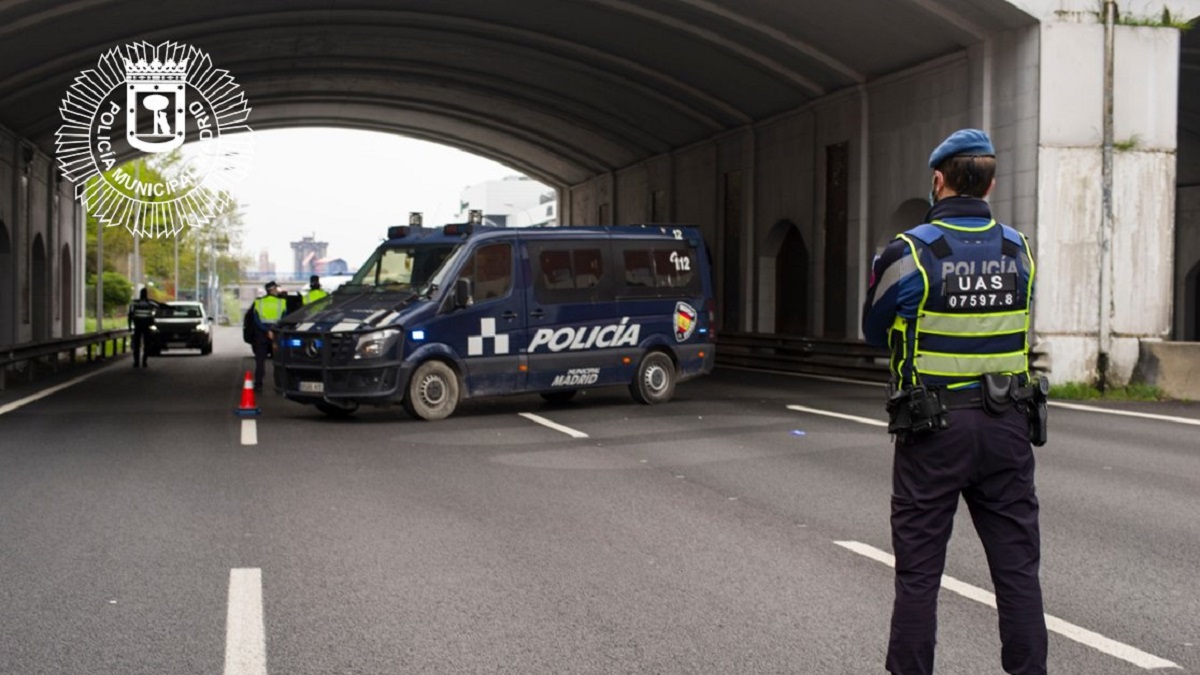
left=500, top=311, right=518, bottom=320
left=529, top=309, right=546, bottom=319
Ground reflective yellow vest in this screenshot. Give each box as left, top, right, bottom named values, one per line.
left=303, top=288, right=328, bottom=304
left=889, top=220, right=1035, bottom=389
left=253, top=295, right=288, bottom=325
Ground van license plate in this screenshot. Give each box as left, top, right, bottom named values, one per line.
left=299, top=381, right=324, bottom=393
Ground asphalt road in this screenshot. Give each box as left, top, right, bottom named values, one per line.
left=0, top=327, right=1197, bottom=674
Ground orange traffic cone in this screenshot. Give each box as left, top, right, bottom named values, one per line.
left=234, top=370, right=260, bottom=417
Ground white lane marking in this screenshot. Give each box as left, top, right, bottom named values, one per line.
left=834, top=541, right=1181, bottom=671
left=1049, top=401, right=1200, bottom=427
left=518, top=412, right=589, bottom=438
left=0, top=366, right=111, bottom=416
left=786, top=404, right=888, bottom=427
left=225, top=568, right=267, bottom=675
left=240, top=419, right=257, bottom=446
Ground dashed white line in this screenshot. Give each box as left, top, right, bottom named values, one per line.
left=786, top=404, right=888, bottom=427
left=240, top=419, right=257, bottom=446
left=1049, top=401, right=1200, bottom=427
left=518, top=412, right=589, bottom=438
left=834, top=541, right=1180, bottom=670
left=225, top=568, right=267, bottom=675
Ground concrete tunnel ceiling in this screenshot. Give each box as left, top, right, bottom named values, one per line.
left=0, top=0, right=1193, bottom=190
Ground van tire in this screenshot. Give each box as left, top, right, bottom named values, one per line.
left=630, top=351, right=675, bottom=405
left=540, top=390, right=577, bottom=404
left=405, top=360, right=460, bottom=420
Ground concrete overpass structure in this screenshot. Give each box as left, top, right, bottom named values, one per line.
left=1, top=0, right=1199, bottom=387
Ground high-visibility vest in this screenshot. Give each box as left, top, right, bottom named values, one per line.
left=303, top=288, right=328, bottom=304
left=253, top=295, right=288, bottom=326
left=887, top=219, right=1036, bottom=389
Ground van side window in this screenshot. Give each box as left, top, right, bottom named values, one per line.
left=616, top=242, right=701, bottom=297
left=653, top=246, right=695, bottom=288
left=530, top=241, right=612, bottom=304
left=458, top=242, right=513, bottom=301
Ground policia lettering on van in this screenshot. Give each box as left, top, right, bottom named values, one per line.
left=270, top=222, right=716, bottom=420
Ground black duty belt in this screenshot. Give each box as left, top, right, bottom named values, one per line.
left=936, top=387, right=984, bottom=410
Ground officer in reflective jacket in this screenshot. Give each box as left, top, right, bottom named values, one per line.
left=247, top=280, right=288, bottom=392
left=127, top=287, right=162, bottom=368
left=303, top=275, right=328, bottom=305
left=862, top=129, right=1047, bottom=675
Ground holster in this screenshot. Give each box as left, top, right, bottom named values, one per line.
left=981, top=373, right=1049, bottom=446
left=981, top=374, right=1016, bottom=417
left=886, top=385, right=949, bottom=444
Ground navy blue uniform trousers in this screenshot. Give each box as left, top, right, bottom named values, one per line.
left=887, top=406, right=1047, bottom=675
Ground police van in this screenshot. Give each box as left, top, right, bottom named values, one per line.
left=272, top=222, right=716, bottom=419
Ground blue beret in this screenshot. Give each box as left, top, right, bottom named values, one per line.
left=929, top=129, right=995, bottom=169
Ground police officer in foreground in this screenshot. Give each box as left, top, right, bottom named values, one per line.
left=128, top=287, right=161, bottom=368
left=245, top=280, right=288, bottom=391
left=303, top=274, right=328, bottom=305
left=862, top=129, right=1050, bottom=675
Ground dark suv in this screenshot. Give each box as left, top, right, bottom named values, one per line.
left=147, top=301, right=214, bottom=356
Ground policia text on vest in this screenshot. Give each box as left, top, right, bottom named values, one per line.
left=862, top=129, right=1049, bottom=675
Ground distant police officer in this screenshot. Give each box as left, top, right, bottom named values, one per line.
left=127, top=287, right=161, bottom=368
left=246, top=280, right=288, bottom=391
left=303, top=275, right=328, bottom=305
left=862, top=129, right=1049, bottom=675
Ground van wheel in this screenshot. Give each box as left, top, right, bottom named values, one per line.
left=405, top=360, right=460, bottom=420
left=316, top=400, right=358, bottom=418
left=630, top=351, right=676, bottom=404
left=540, top=390, right=577, bottom=404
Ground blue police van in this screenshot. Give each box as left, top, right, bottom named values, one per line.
left=272, top=222, right=716, bottom=419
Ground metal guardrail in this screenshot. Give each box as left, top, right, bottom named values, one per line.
left=715, top=332, right=891, bottom=382
left=0, top=328, right=131, bottom=391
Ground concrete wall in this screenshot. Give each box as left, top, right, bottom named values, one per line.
left=1036, top=21, right=1181, bottom=385
left=0, top=122, right=84, bottom=350
left=572, top=24, right=1042, bottom=339
left=565, top=11, right=1186, bottom=390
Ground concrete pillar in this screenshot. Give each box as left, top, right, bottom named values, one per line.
left=1034, top=11, right=1182, bottom=385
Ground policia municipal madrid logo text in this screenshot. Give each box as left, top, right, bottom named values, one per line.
left=56, top=41, right=253, bottom=236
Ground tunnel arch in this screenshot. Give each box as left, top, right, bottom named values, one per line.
left=0, top=219, right=11, bottom=347
left=873, top=198, right=929, bottom=255
left=31, top=233, right=47, bottom=342
left=60, top=243, right=72, bottom=336
left=1186, top=259, right=1200, bottom=342
left=758, top=219, right=809, bottom=336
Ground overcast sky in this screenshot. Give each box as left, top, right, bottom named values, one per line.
left=212, top=128, right=529, bottom=276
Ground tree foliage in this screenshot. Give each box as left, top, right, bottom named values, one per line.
left=84, top=152, right=250, bottom=304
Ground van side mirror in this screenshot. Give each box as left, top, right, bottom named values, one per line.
left=454, top=278, right=473, bottom=308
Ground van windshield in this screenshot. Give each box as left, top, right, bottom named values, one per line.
left=343, top=244, right=458, bottom=292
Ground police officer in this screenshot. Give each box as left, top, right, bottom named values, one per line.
left=303, top=275, right=328, bottom=305
left=862, top=129, right=1047, bottom=675
left=127, top=287, right=161, bottom=368
left=246, top=280, right=288, bottom=391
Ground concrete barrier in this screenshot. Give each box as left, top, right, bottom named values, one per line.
left=1133, top=341, right=1200, bottom=401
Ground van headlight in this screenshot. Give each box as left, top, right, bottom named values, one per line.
left=354, top=328, right=402, bottom=360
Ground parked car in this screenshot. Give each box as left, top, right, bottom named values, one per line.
left=147, top=301, right=214, bottom=356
